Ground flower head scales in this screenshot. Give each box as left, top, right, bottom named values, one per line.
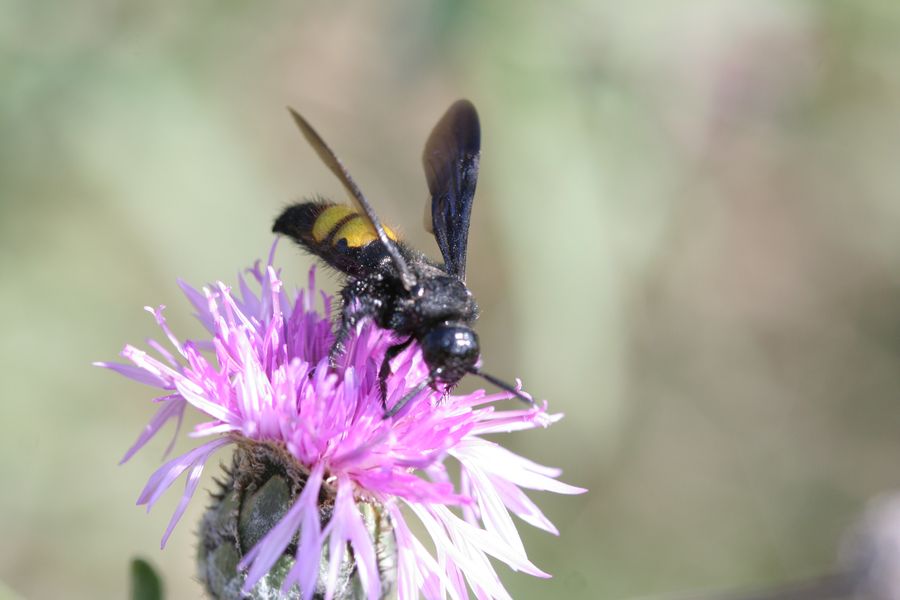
left=97, top=243, right=585, bottom=599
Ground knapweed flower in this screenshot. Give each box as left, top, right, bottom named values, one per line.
left=97, top=243, right=585, bottom=599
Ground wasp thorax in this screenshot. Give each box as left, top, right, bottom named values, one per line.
left=412, top=275, right=477, bottom=322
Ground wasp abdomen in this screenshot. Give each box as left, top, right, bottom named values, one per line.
left=275, top=202, right=397, bottom=250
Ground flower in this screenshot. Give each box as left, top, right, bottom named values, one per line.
left=96, top=242, right=586, bottom=599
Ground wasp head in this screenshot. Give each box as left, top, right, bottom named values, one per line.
left=421, top=323, right=480, bottom=384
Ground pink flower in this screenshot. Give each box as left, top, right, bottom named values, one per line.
left=97, top=242, right=585, bottom=599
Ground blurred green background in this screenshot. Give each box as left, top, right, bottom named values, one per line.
left=4, top=1, right=900, bottom=598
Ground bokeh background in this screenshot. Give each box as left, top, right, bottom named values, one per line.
left=4, top=1, right=900, bottom=598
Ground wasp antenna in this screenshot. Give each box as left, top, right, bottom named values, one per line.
left=287, top=107, right=417, bottom=290
left=383, top=377, right=432, bottom=419
left=468, top=368, right=535, bottom=406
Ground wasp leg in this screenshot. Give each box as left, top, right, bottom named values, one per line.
left=330, top=282, right=387, bottom=366
left=383, top=377, right=432, bottom=419
left=330, top=299, right=377, bottom=366
left=378, top=337, right=414, bottom=408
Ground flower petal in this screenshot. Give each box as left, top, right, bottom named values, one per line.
left=93, top=361, right=170, bottom=388
left=388, top=505, right=460, bottom=600
left=291, top=467, right=326, bottom=600
left=490, top=475, right=559, bottom=535
left=135, top=438, right=230, bottom=547
left=334, top=478, right=380, bottom=600
left=460, top=460, right=526, bottom=556
left=240, top=464, right=324, bottom=592
left=453, top=438, right=586, bottom=495
left=177, top=279, right=217, bottom=333
left=120, top=396, right=186, bottom=464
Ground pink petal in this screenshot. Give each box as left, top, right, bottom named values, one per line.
left=120, top=396, right=186, bottom=464
left=290, top=467, right=326, bottom=600
left=323, top=515, right=347, bottom=600
left=137, top=438, right=230, bottom=509
left=146, top=338, right=179, bottom=368
left=240, top=464, right=324, bottom=591
left=144, top=305, right=185, bottom=357
left=188, top=421, right=238, bottom=437
left=160, top=459, right=203, bottom=548
left=173, top=378, right=237, bottom=424
left=490, top=476, right=559, bottom=535
left=121, top=345, right=182, bottom=387
left=334, top=479, right=380, bottom=600
left=94, top=361, right=170, bottom=388
left=388, top=505, right=459, bottom=600
left=453, top=439, right=586, bottom=495
left=461, top=461, right=526, bottom=556
left=469, top=409, right=562, bottom=435
left=236, top=271, right=261, bottom=318
left=135, top=438, right=230, bottom=548
left=431, top=504, right=549, bottom=579
left=408, top=503, right=517, bottom=600
left=177, top=279, right=216, bottom=333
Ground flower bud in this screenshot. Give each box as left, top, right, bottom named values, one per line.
left=197, top=441, right=396, bottom=599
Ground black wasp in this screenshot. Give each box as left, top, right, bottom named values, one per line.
left=273, top=100, right=534, bottom=418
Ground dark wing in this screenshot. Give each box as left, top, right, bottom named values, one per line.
left=287, top=108, right=415, bottom=289
left=422, top=99, right=481, bottom=281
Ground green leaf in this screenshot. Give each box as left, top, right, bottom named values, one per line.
left=130, top=558, right=163, bottom=600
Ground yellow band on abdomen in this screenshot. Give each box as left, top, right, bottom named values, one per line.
left=312, top=205, right=356, bottom=243
left=313, top=204, right=400, bottom=247
left=332, top=216, right=376, bottom=247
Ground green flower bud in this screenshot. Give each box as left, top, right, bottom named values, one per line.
left=197, top=441, right=396, bottom=599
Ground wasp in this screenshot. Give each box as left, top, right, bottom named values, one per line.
left=273, top=100, right=534, bottom=418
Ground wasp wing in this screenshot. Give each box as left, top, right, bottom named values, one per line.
left=422, top=100, right=481, bottom=281
left=288, top=108, right=415, bottom=288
